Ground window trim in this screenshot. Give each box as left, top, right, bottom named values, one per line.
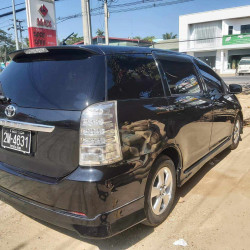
left=152, top=51, right=171, bottom=97
left=193, top=58, right=226, bottom=94
left=154, top=53, right=205, bottom=97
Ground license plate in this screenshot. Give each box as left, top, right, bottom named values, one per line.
left=1, top=127, right=31, bottom=154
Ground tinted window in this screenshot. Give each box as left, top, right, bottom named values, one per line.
left=0, top=52, right=105, bottom=110
left=241, top=24, right=250, bottom=34
left=107, top=54, right=164, bottom=100
left=228, top=26, right=233, bottom=35
left=195, top=59, right=223, bottom=93
left=159, top=56, right=201, bottom=94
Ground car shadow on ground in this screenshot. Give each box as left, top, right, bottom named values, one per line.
left=32, top=148, right=232, bottom=249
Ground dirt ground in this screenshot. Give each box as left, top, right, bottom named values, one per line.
left=0, top=94, right=250, bottom=250
left=238, top=89, right=250, bottom=125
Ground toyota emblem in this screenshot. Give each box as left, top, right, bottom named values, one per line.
left=5, top=105, right=16, bottom=118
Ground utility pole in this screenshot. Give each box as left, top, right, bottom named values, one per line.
left=86, top=0, right=92, bottom=44
left=16, top=20, right=24, bottom=49
left=12, top=0, right=19, bottom=50
left=104, top=0, right=109, bottom=45
left=81, top=0, right=92, bottom=45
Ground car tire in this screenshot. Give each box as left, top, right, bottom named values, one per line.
left=143, top=155, right=176, bottom=227
left=230, top=115, right=242, bottom=150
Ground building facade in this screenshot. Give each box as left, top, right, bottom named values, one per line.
left=179, top=5, right=250, bottom=74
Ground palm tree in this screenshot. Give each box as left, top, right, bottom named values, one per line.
left=162, top=32, right=177, bottom=40
left=96, top=29, right=104, bottom=37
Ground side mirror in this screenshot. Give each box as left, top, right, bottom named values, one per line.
left=229, top=84, right=242, bottom=94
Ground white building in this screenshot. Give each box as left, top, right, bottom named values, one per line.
left=179, top=5, right=250, bottom=74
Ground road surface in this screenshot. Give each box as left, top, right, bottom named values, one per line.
left=222, top=75, right=250, bottom=86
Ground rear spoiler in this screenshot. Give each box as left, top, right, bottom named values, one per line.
left=9, top=46, right=103, bottom=61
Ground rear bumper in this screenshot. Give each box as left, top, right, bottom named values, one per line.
left=238, top=70, right=250, bottom=74
left=0, top=185, right=145, bottom=238
left=0, top=161, right=148, bottom=238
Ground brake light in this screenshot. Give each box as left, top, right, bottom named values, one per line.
left=79, top=101, right=123, bottom=166
left=24, top=48, right=49, bottom=54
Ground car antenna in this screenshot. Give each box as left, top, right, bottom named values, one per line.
left=60, top=32, right=75, bottom=45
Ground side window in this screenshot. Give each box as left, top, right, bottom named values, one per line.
left=159, top=57, right=201, bottom=95
left=107, top=54, right=164, bottom=100
left=195, top=59, right=224, bottom=93
left=241, top=24, right=250, bottom=34
left=228, top=25, right=233, bottom=35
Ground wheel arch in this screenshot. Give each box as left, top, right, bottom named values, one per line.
left=157, top=145, right=183, bottom=187
left=238, top=111, right=243, bottom=133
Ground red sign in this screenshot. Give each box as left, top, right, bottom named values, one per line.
left=28, top=27, right=57, bottom=47
left=37, top=18, right=52, bottom=28
left=39, top=4, right=48, bottom=17
left=26, top=0, right=57, bottom=48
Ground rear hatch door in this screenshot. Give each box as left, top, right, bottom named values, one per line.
left=0, top=47, right=105, bottom=178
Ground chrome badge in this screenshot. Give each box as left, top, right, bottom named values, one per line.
left=5, top=105, right=16, bottom=118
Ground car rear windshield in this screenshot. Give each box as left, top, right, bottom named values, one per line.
left=0, top=50, right=105, bottom=110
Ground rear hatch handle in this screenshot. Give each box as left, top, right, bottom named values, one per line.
left=0, top=119, right=55, bottom=133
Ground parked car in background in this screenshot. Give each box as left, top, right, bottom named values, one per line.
left=238, top=57, right=250, bottom=75
left=0, top=46, right=243, bottom=238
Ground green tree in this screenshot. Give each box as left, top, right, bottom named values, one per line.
left=24, top=37, right=30, bottom=48
left=96, top=29, right=104, bottom=36
left=65, top=33, right=83, bottom=45
left=133, top=36, right=141, bottom=40
left=142, top=36, right=156, bottom=42
left=162, top=32, right=177, bottom=40
left=0, top=29, right=16, bottom=63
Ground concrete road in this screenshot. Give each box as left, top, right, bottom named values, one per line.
left=222, top=75, right=250, bottom=86
left=1, top=127, right=250, bottom=250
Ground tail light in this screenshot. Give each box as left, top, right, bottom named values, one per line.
left=79, top=101, right=123, bottom=166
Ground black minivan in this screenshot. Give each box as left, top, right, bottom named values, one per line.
left=0, top=46, right=243, bottom=238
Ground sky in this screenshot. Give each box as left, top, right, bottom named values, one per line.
left=1, top=0, right=250, bottom=42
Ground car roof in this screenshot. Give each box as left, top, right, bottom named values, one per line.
left=77, top=45, right=180, bottom=55
left=9, top=45, right=185, bottom=60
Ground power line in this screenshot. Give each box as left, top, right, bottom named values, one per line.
left=92, top=0, right=175, bottom=11
left=108, top=0, right=194, bottom=14
left=0, top=24, right=12, bottom=29
left=0, top=2, right=25, bottom=12
left=0, top=7, right=26, bottom=18
left=153, top=35, right=225, bottom=44
left=57, top=0, right=193, bottom=23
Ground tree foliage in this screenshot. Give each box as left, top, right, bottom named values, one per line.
left=0, top=29, right=16, bottom=63
left=96, top=29, right=104, bottom=36
left=162, top=32, right=177, bottom=40
left=142, top=36, right=155, bottom=42
left=133, top=36, right=155, bottom=42
left=65, top=33, right=83, bottom=45
left=133, top=36, right=141, bottom=40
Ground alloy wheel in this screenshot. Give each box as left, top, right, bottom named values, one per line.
left=150, top=167, right=173, bottom=215
left=233, top=119, right=240, bottom=144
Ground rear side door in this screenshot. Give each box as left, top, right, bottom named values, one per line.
left=155, top=54, right=213, bottom=170
left=194, top=59, right=235, bottom=150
